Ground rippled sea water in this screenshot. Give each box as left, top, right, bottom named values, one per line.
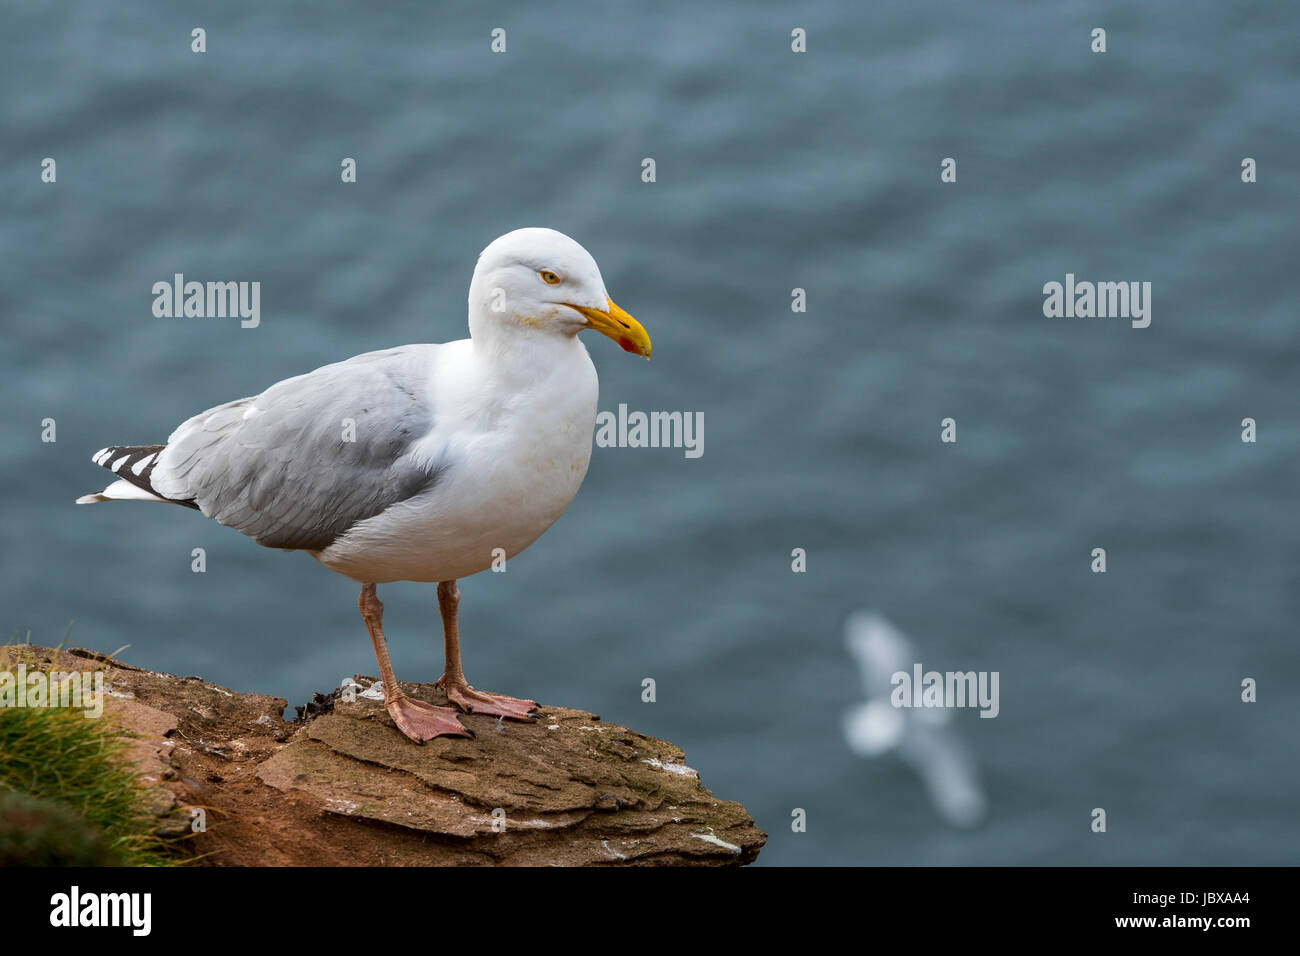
left=3, top=1, right=1297, bottom=864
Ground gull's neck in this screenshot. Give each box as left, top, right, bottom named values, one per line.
left=466, top=308, right=587, bottom=388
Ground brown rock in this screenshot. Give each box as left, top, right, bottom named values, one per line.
left=3, top=645, right=765, bottom=866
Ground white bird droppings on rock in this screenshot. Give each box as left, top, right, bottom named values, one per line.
left=642, top=757, right=698, bottom=777
left=691, top=832, right=742, bottom=854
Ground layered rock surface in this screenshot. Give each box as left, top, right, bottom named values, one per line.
left=5, top=645, right=765, bottom=866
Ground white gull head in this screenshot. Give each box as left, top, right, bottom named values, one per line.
left=467, top=228, right=651, bottom=358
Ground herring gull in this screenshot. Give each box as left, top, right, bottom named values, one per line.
left=77, top=227, right=652, bottom=743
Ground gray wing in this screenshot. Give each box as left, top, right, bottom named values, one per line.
left=150, top=345, right=445, bottom=551
left=898, top=722, right=988, bottom=828
left=844, top=610, right=917, bottom=701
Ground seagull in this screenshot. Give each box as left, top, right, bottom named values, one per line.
left=842, top=611, right=988, bottom=828
left=78, top=227, right=652, bottom=743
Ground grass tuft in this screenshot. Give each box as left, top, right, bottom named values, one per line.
left=0, top=645, right=183, bottom=866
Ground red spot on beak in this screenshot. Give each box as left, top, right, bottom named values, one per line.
left=618, top=337, right=637, bottom=353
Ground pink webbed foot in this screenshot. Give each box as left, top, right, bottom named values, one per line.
left=437, top=678, right=539, bottom=721
left=385, top=694, right=473, bottom=743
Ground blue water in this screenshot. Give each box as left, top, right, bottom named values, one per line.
left=3, top=1, right=1297, bottom=865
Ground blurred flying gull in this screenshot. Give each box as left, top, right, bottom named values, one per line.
left=842, top=610, right=988, bottom=828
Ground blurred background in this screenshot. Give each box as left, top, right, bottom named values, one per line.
left=2, top=1, right=1297, bottom=865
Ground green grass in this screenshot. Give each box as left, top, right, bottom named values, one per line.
left=0, top=644, right=184, bottom=866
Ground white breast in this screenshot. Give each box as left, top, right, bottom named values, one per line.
left=315, top=337, right=599, bottom=584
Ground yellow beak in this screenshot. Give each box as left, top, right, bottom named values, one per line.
left=567, top=299, right=652, bottom=358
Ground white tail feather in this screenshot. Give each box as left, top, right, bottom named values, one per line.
left=76, top=479, right=170, bottom=505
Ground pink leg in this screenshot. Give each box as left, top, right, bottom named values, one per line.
left=359, top=584, right=471, bottom=742
left=435, top=580, right=538, bottom=721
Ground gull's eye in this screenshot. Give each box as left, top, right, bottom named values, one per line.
left=539, top=270, right=562, bottom=285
